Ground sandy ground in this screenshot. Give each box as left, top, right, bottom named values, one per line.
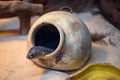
left=0, top=12, right=120, bottom=80
left=0, top=36, right=68, bottom=80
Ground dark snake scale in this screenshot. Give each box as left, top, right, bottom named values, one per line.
left=26, top=46, right=54, bottom=59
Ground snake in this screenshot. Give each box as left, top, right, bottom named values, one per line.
left=26, top=46, right=54, bottom=59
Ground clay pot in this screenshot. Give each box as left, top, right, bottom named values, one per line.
left=27, top=11, right=91, bottom=71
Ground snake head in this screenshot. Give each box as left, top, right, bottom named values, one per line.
left=26, top=46, right=54, bottom=59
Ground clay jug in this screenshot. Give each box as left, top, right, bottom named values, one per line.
left=27, top=11, right=91, bottom=71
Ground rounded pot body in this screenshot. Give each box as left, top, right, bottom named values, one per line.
left=27, top=11, right=91, bottom=71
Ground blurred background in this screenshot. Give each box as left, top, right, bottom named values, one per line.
left=0, top=0, right=119, bottom=36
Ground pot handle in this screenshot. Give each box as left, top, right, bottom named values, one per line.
left=59, top=6, right=73, bottom=13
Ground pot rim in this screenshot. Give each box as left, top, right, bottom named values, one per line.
left=31, top=22, right=65, bottom=59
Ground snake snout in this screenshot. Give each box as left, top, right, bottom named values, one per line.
left=26, top=52, right=36, bottom=59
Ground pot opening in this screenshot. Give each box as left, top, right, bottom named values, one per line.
left=34, top=23, right=60, bottom=51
